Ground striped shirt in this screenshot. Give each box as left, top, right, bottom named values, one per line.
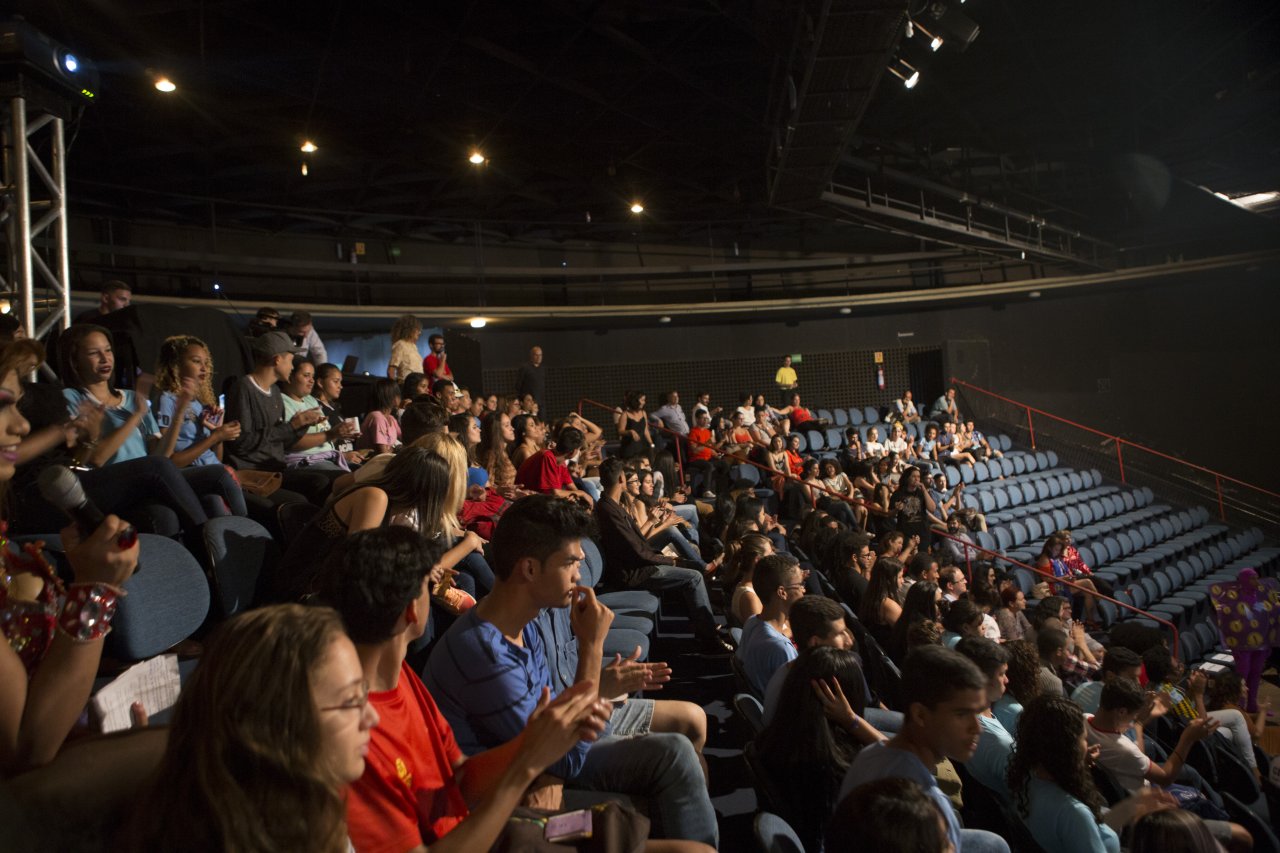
left=423, top=609, right=592, bottom=779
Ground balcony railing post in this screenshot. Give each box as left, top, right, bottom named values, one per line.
left=1026, top=406, right=1036, bottom=450
left=1117, top=440, right=1126, bottom=485
left=675, top=434, right=686, bottom=490
left=1215, top=474, right=1226, bottom=522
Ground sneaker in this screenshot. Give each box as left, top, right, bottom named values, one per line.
left=701, top=490, right=716, bottom=499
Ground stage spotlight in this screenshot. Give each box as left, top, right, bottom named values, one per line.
left=63, top=54, right=78, bottom=73
left=301, top=162, right=309, bottom=176
left=469, top=150, right=486, bottom=165
left=630, top=202, right=645, bottom=214
left=906, top=19, right=943, bottom=50
left=888, top=59, right=920, bottom=89
left=300, top=140, right=318, bottom=153
left=921, top=3, right=980, bottom=50
left=469, top=318, right=487, bottom=329
left=212, top=282, right=221, bottom=292
left=154, top=76, right=176, bottom=92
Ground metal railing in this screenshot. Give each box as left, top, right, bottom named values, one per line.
left=951, top=377, right=1280, bottom=532
left=578, top=396, right=1182, bottom=655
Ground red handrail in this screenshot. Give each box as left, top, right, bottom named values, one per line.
left=931, top=528, right=1182, bottom=658
left=950, top=377, right=1280, bottom=522
left=579, top=396, right=1181, bottom=656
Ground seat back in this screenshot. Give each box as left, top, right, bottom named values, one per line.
left=733, top=692, right=765, bottom=737
left=112, top=534, right=211, bottom=661
left=579, top=537, right=605, bottom=587
left=753, top=810, right=805, bottom=853
left=201, top=515, right=278, bottom=618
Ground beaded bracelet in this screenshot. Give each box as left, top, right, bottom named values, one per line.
left=57, top=583, right=125, bottom=642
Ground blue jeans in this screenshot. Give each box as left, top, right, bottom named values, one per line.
left=651, top=528, right=703, bottom=568
left=865, top=707, right=904, bottom=735
left=671, top=504, right=700, bottom=543
left=961, top=828, right=1010, bottom=853
left=458, top=551, right=495, bottom=597
left=570, top=732, right=717, bottom=847
left=639, top=564, right=717, bottom=639
left=181, top=464, right=247, bottom=517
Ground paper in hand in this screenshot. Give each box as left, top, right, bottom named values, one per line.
left=91, top=654, right=181, bottom=733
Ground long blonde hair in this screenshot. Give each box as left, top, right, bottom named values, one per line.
left=411, top=432, right=467, bottom=538
left=155, top=335, right=216, bottom=406
left=0, top=340, right=43, bottom=515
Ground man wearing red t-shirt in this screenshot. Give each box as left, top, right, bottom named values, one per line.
left=515, top=426, right=594, bottom=506
left=317, top=527, right=613, bottom=853
left=424, top=333, right=452, bottom=381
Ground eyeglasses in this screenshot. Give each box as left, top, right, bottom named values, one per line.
left=782, top=583, right=807, bottom=591
left=319, top=681, right=370, bottom=713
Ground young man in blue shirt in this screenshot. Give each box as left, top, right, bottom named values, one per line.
left=425, top=495, right=718, bottom=847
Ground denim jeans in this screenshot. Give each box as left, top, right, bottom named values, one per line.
left=181, top=464, right=248, bottom=517
left=670, top=504, right=700, bottom=543
left=865, top=707, right=904, bottom=735
left=960, top=828, right=1010, bottom=852
left=650, top=527, right=703, bottom=568
left=639, top=564, right=717, bottom=638
left=458, top=550, right=495, bottom=597
left=570, top=732, right=717, bottom=847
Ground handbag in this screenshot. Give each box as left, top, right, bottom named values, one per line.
left=234, top=469, right=283, bottom=498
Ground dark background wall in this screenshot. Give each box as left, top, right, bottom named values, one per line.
left=478, top=268, right=1279, bottom=487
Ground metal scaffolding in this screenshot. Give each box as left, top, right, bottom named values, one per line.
left=1, top=95, right=72, bottom=341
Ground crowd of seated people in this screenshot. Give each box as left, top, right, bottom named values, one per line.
left=2, top=311, right=1276, bottom=853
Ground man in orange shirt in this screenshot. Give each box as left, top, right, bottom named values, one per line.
left=685, top=410, right=728, bottom=498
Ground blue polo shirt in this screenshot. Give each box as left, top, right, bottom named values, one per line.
left=423, top=609, right=592, bottom=779
left=736, top=615, right=796, bottom=698
left=1021, top=776, right=1119, bottom=853
left=993, top=694, right=1024, bottom=735
left=965, top=714, right=1014, bottom=801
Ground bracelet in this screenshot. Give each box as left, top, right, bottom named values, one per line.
left=57, top=582, right=125, bottom=642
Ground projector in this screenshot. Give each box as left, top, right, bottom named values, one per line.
left=0, top=18, right=99, bottom=104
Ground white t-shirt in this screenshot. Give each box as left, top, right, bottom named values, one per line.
left=1084, top=715, right=1150, bottom=793
left=865, top=441, right=885, bottom=457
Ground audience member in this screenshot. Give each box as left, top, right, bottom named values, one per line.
left=827, top=778, right=952, bottom=853
left=954, top=637, right=1014, bottom=802
left=289, top=310, right=327, bottom=364
left=1129, top=806, right=1230, bottom=853
left=1037, top=627, right=1070, bottom=696
left=774, top=354, right=798, bottom=398
left=736, top=553, right=804, bottom=697
left=901, top=552, right=940, bottom=597
left=859, top=556, right=904, bottom=651
left=1071, top=645, right=1142, bottom=714
left=424, top=496, right=719, bottom=846
left=282, top=359, right=358, bottom=470
left=616, top=391, right=656, bottom=462
left=400, top=371, right=430, bottom=403
left=517, top=424, right=593, bottom=505
left=1009, top=693, right=1173, bottom=853
left=248, top=305, right=280, bottom=337
left=894, top=390, right=920, bottom=424
left=994, top=586, right=1032, bottom=642
left=226, top=329, right=339, bottom=504
left=1144, top=646, right=1207, bottom=723
left=930, top=387, right=960, bottom=423
left=942, top=599, right=984, bottom=648
left=126, top=605, right=372, bottom=852
left=995, top=639, right=1041, bottom=733
left=595, top=457, right=728, bottom=652
left=757, top=646, right=882, bottom=850
left=890, top=466, right=935, bottom=549
left=72, top=279, right=131, bottom=325
left=386, top=314, right=423, bottom=382
left=889, top=580, right=942, bottom=665
left=424, top=333, right=452, bottom=382
left=838, top=645, right=1010, bottom=853
left=1206, top=670, right=1267, bottom=779
left=939, top=565, right=968, bottom=602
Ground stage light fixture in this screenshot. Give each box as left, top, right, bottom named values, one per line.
left=63, top=53, right=78, bottom=73
left=906, top=19, right=943, bottom=50
left=630, top=202, right=645, bottom=214
left=888, top=59, right=920, bottom=89
left=920, top=3, right=980, bottom=50
left=154, top=76, right=176, bottom=93
left=469, top=318, right=487, bottom=329
left=212, top=282, right=221, bottom=292
left=469, top=151, right=486, bottom=165
left=0, top=300, right=10, bottom=315
left=300, top=140, right=318, bottom=153
left=301, top=162, right=309, bottom=176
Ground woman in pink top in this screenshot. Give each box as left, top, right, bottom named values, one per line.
left=360, top=379, right=402, bottom=454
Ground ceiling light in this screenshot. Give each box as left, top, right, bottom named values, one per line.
left=154, top=76, right=176, bottom=93
left=469, top=151, right=486, bottom=165
left=887, top=59, right=920, bottom=89
left=630, top=202, right=645, bottom=214
left=658, top=315, right=671, bottom=323
left=300, top=140, right=318, bottom=153
left=839, top=307, right=852, bottom=315
left=1029, top=291, right=1041, bottom=299
left=301, top=162, right=309, bottom=176
left=0, top=300, right=10, bottom=315
left=469, top=318, right=487, bottom=329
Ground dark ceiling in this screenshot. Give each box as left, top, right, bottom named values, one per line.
left=8, top=0, right=1280, bottom=268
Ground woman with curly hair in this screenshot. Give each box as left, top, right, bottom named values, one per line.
left=888, top=579, right=942, bottom=665
left=154, top=334, right=241, bottom=469
left=994, top=639, right=1041, bottom=734
left=1008, top=693, right=1172, bottom=853
left=386, top=314, right=423, bottom=382
left=126, top=604, right=378, bottom=852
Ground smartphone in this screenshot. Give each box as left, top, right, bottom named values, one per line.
left=218, top=394, right=226, bottom=409
left=544, top=809, right=593, bottom=842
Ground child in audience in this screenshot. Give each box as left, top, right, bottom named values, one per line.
left=126, top=605, right=376, bottom=852
left=360, top=378, right=402, bottom=454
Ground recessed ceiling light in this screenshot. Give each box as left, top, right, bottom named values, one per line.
left=630, top=202, right=645, bottom=214
left=1029, top=291, right=1041, bottom=299
left=300, top=140, right=318, bottom=153
left=469, top=318, right=487, bottom=329
left=469, top=151, right=486, bottom=165
left=658, top=315, right=671, bottom=323
left=154, top=77, right=176, bottom=93
left=840, top=307, right=852, bottom=314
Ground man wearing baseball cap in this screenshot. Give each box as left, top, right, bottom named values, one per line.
left=225, top=331, right=342, bottom=504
